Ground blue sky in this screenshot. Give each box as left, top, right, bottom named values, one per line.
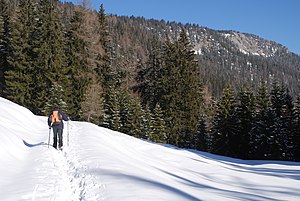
left=67, top=0, right=300, bottom=55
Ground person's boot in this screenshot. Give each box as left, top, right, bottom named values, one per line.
left=53, top=138, right=57, bottom=149
left=58, top=138, right=63, bottom=150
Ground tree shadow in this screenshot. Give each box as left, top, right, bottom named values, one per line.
left=23, top=140, right=47, bottom=148
left=92, top=168, right=284, bottom=201
left=157, top=168, right=285, bottom=201
left=92, top=168, right=203, bottom=201
left=159, top=144, right=300, bottom=180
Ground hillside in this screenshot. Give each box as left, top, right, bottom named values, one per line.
left=1, top=97, right=300, bottom=200
left=3, top=1, right=300, bottom=97
left=1, top=1, right=300, bottom=167
left=104, top=15, right=300, bottom=97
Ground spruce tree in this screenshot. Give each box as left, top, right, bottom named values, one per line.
left=96, top=4, right=123, bottom=129
left=150, top=104, right=167, bottom=143
left=102, top=87, right=118, bottom=129
left=159, top=36, right=179, bottom=145
left=211, top=86, right=238, bottom=157
left=97, top=3, right=115, bottom=89
left=127, top=96, right=144, bottom=138
left=111, top=102, right=121, bottom=132
left=0, top=0, right=10, bottom=96
left=44, top=82, right=68, bottom=114
left=143, top=105, right=153, bottom=140
left=160, top=29, right=203, bottom=148
left=4, top=0, right=36, bottom=109
left=32, top=0, right=70, bottom=115
left=234, top=87, right=255, bottom=159
left=269, top=81, right=287, bottom=160
left=118, top=91, right=131, bottom=134
left=65, top=10, right=89, bottom=120
left=293, top=96, right=300, bottom=161
left=193, top=114, right=208, bottom=151
left=250, top=83, right=273, bottom=159
left=281, top=88, right=295, bottom=160
left=134, top=37, right=164, bottom=110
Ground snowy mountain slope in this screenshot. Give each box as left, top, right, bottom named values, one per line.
left=1, top=97, right=300, bottom=201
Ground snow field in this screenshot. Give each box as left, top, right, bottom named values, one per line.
left=1, top=97, right=300, bottom=201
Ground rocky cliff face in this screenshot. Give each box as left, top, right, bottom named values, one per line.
left=185, top=26, right=291, bottom=58
left=222, top=32, right=283, bottom=57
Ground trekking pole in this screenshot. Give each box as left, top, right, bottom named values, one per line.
left=48, top=127, right=51, bottom=148
left=67, top=120, right=70, bottom=146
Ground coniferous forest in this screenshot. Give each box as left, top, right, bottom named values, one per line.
left=1, top=0, right=300, bottom=161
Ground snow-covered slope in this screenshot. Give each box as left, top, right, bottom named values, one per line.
left=1, top=97, right=300, bottom=201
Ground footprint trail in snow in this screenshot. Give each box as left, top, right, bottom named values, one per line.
left=40, top=123, right=104, bottom=201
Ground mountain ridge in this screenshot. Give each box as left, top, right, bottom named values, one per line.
left=103, top=14, right=300, bottom=96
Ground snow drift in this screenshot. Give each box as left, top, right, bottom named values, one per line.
left=1, top=97, right=300, bottom=201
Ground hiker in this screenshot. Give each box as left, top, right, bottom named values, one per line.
left=48, top=106, right=69, bottom=149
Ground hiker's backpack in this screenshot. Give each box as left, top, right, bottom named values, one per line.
left=51, top=110, right=62, bottom=125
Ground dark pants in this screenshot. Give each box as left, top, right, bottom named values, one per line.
left=52, top=125, right=63, bottom=148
